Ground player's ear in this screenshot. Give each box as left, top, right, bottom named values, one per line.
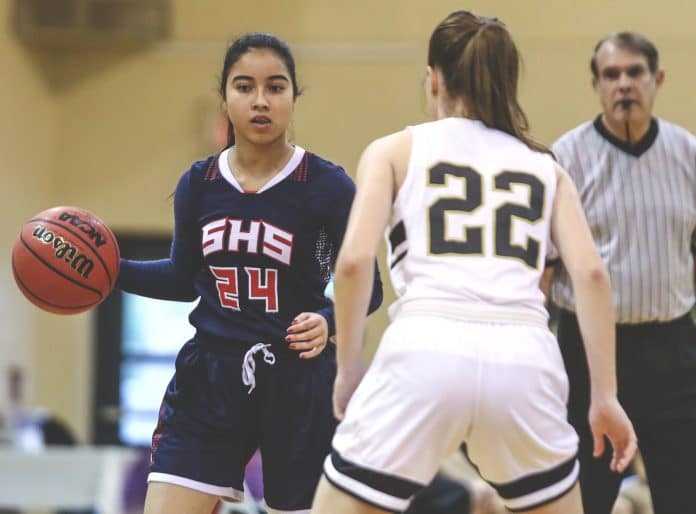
left=427, top=66, right=441, bottom=97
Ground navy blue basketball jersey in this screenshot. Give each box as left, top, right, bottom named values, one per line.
left=118, top=146, right=382, bottom=345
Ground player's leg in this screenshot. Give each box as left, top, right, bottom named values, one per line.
left=524, top=483, right=583, bottom=514
left=144, top=482, right=219, bottom=514
left=557, top=310, right=623, bottom=513
left=145, top=340, right=258, bottom=514
left=311, top=476, right=389, bottom=514
left=405, top=473, right=472, bottom=514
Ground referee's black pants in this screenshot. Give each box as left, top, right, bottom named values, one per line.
left=557, top=308, right=696, bottom=514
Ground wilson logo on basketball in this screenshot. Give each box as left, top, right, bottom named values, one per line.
left=58, top=211, right=109, bottom=248
left=32, top=225, right=95, bottom=278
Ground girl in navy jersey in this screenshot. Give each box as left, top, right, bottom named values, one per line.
left=117, top=32, right=383, bottom=514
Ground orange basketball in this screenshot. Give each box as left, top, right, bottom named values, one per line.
left=11, top=206, right=120, bottom=314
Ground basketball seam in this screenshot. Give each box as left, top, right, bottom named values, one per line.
left=28, top=217, right=115, bottom=287
left=12, top=256, right=97, bottom=312
left=19, top=234, right=104, bottom=298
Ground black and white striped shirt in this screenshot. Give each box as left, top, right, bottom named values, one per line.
left=551, top=116, right=696, bottom=323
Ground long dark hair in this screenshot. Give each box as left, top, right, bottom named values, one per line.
left=219, top=32, right=301, bottom=148
left=428, top=11, right=550, bottom=154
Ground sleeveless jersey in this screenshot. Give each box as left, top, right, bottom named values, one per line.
left=387, top=118, right=557, bottom=320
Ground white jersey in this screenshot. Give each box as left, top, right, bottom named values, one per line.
left=387, top=117, right=557, bottom=320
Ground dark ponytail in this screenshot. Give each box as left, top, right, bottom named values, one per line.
left=428, top=11, right=550, bottom=154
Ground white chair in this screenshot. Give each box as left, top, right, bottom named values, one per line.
left=0, top=446, right=139, bottom=514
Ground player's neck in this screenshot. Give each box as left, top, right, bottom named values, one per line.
left=437, top=97, right=469, bottom=120
left=601, top=114, right=651, bottom=144
left=230, top=139, right=294, bottom=181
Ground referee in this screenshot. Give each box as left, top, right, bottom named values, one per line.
left=546, top=32, right=696, bottom=514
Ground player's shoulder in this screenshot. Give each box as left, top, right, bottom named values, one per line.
left=305, top=151, right=353, bottom=188
left=169, top=154, right=221, bottom=205
left=173, top=154, right=223, bottom=198
left=306, top=151, right=346, bottom=175
left=185, top=154, right=220, bottom=180
left=407, top=117, right=476, bottom=139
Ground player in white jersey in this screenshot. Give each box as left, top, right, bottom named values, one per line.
left=387, top=117, right=556, bottom=322
left=311, top=10, right=636, bottom=514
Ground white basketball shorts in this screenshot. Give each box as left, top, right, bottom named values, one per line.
left=324, top=303, right=579, bottom=512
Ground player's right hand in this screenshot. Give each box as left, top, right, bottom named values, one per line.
left=588, top=396, right=638, bottom=473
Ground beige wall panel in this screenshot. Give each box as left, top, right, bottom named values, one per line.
left=0, top=0, right=60, bottom=427
left=173, top=0, right=695, bottom=41
left=0, top=0, right=694, bottom=441
left=56, top=50, right=222, bottom=228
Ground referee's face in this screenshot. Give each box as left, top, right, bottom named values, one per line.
left=593, top=41, right=664, bottom=130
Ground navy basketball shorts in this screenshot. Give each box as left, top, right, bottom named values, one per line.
left=325, top=303, right=579, bottom=513
left=149, top=335, right=337, bottom=512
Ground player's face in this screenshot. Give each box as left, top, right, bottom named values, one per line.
left=224, top=48, right=295, bottom=146
left=592, top=42, right=663, bottom=127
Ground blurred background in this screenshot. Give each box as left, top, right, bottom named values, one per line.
left=0, top=0, right=693, bottom=510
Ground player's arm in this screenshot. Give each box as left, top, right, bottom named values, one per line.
left=332, top=131, right=406, bottom=419
left=539, top=266, right=555, bottom=302
left=551, top=163, right=636, bottom=472
left=540, top=139, right=572, bottom=303
left=117, top=171, right=201, bottom=301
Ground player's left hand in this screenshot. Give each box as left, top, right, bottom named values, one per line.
left=286, top=312, right=329, bottom=359
left=589, top=396, right=638, bottom=473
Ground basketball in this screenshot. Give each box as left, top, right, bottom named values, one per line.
left=11, top=206, right=120, bottom=314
